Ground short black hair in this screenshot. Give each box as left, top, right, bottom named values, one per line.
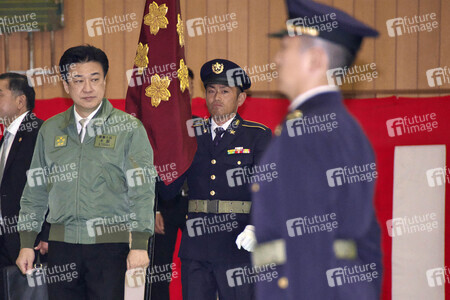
left=59, top=45, right=109, bottom=82
left=0, top=72, right=35, bottom=111
left=188, top=68, right=194, bottom=79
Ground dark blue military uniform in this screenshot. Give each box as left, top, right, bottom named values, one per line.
left=251, top=1, right=382, bottom=299
left=251, top=91, right=382, bottom=300
left=159, top=59, right=272, bottom=300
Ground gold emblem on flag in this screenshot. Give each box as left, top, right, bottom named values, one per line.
left=177, top=59, right=189, bottom=93
left=134, top=42, right=149, bottom=74
left=176, top=14, right=185, bottom=47
left=144, top=1, right=169, bottom=35
left=145, top=74, right=171, bottom=107
left=212, top=62, right=224, bottom=74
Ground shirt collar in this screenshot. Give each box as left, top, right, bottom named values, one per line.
left=211, top=115, right=235, bottom=133
left=5, top=111, right=30, bottom=136
left=288, top=85, right=339, bottom=112
left=74, top=103, right=103, bottom=128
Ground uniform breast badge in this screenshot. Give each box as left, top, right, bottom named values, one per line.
left=94, top=135, right=117, bottom=149
left=55, top=135, right=67, bottom=147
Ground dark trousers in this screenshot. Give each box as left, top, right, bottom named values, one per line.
left=151, top=194, right=187, bottom=300
left=47, top=241, right=129, bottom=300
left=181, top=259, right=254, bottom=300
left=0, top=234, right=14, bottom=298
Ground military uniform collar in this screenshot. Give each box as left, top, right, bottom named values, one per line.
left=288, top=85, right=339, bottom=112
left=211, top=115, right=234, bottom=135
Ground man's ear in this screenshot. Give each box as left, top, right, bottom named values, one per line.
left=63, top=80, right=70, bottom=94
left=308, top=46, right=329, bottom=73
left=237, top=91, right=247, bottom=107
left=16, top=94, right=27, bottom=111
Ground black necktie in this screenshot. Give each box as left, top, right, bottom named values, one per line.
left=213, top=127, right=225, bottom=146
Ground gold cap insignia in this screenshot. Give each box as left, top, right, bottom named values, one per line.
left=287, top=25, right=319, bottom=37
left=212, top=62, right=224, bottom=74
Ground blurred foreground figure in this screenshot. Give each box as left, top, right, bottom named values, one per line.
left=251, top=1, right=383, bottom=299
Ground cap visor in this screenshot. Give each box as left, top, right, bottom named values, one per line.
left=268, top=29, right=288, bottom=38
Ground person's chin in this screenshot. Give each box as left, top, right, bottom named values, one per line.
left=82, top=97, right=101, bottom=106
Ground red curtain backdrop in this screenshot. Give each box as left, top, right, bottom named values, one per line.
left=19, top=95, right=450, bottom=299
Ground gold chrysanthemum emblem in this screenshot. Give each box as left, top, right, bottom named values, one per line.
left=145, top=74, right=171, bottom=107
left=144, top=2, right=169, bottom=35
left=176, top=14, right=185, bottom=47
left=177, top=59, right=189, bottom=92
left=134, top=42, right=149, bottom=74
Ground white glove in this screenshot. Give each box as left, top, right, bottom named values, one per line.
left=235, top=225, right=256, bottom=252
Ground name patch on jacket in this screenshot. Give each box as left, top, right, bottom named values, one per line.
left=94, top=135, right=116, bottom=149
left=55, top=135, right=67, bottom=147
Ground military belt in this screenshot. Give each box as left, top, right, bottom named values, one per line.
left=188, top=199, right=251, bottom=214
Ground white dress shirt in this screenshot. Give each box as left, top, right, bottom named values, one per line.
left=288, top=85, right=340, bottom=112
left=74, top=103, right=102, bottom=142
left=0, top=111, right=30, bottom=163
left=210, top=116, right=235, bottom=140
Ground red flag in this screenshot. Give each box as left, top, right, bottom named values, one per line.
left=125, top=0, right=197, bottom=185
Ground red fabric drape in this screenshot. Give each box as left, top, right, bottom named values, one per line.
left=18, top=95, right=450, bottom=299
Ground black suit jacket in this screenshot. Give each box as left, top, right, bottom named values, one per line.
left=0, top=112, right=48, bottom=264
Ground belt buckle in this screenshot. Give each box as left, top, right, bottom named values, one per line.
left=207, top=200, right=219, bottom=213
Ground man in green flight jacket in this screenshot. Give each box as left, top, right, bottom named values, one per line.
left=16, top=45, right=155, bottom=300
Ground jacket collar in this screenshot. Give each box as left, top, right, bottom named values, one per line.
left=210, top=114, right=243, bottom=154
left=60, top=98, right=114, bottom=131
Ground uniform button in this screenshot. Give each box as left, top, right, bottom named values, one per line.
left=278, top=277, right=288, bottom=289
left=211, top=159, right=216, bottom=164
left=210, top=190, right=215, bottom=196
left=237, top=161, right=241, bottom=165
left=274, top=125, right=282, bottom=136
left=211, top=175, right=216, bottom=180
left=251, top=183, right=260, bottom=192
left=185, top=215, right=188, bottom=220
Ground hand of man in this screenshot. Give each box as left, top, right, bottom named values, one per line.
left=16, top=248, right=35, bottom=274
left=127, top=249, right=149, bottom=270
left=235, top=225, right=257, bottom=252
left=34, top=241, right=49, bottom=255
left=155, top=211, right=165, bottom=235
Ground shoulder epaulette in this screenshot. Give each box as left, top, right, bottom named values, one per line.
left=242, top=120, right=269, bottom=131
left=192, top=118, right=209, bottom=127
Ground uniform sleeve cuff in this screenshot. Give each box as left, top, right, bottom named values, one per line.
left=130, top=232, right=151, bottom=250
left=19, top=231, right=39, bottom=249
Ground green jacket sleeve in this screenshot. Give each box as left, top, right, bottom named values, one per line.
left=124, top=121, right=155, bottom=250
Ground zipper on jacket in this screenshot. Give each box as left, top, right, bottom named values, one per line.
left=75, top=141, right=84, bottom=243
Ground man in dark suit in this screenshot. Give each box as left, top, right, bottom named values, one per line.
left=159, top=59, right=272, bottom=300
left=0, top=72, right=48, bottom=291
left=251, top=1, right=383, bottom=300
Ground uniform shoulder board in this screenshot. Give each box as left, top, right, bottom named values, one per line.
left=242, top=120, right=269, bottom=131
left=192, top=118, right=208, bottom=127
